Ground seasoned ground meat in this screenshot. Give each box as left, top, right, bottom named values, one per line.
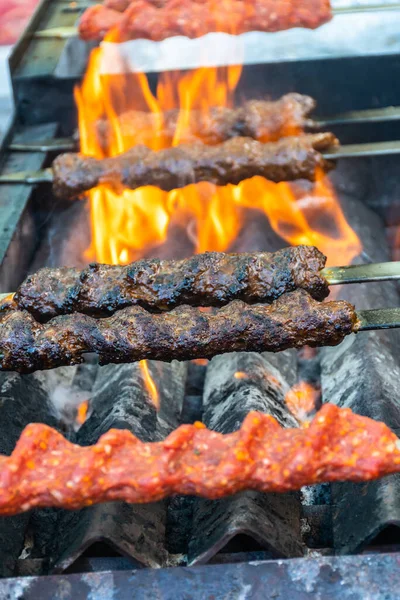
left=14, top=246, right=329, bottom=321
left=52, top=133, right=337, bottom=200
left=0, top=289, right=358, bottom=373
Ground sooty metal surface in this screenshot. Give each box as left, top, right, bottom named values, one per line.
left=0, top=369, right=67, bottom=576
left=187, top=352, right=304, bottom=565
left=0, top=123, right=58, bottom=292
left=51, top=360, right=187, bottom=572
left=320, top=192, right=400, bottom=554
left=3, top=552, right=400, bottom=599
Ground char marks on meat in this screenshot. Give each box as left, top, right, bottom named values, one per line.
left=96, top=94, right=316, bottom=148
left=0, top=290, right=357, bottom=373
left=52, top=133, right=337, bottom=200
left=79, top=0, right=332, bottom=41
left=15, top=246, right=329, bottom=321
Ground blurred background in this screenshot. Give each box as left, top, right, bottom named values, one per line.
left=0, top=0, right=40, bottom=139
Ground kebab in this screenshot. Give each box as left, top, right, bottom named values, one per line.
left=79, top=0, right=332, bottom=42
left=95, top=93, right=317, bottom=148
left=8, top=93, right=317, bottom=152
left=0, top=133, right=337, bottom=199
left=0, top=289, right=357, bottom=373
left=1, top=403, right=400, bottom=515
left=3, top=246, right=400, bottom=322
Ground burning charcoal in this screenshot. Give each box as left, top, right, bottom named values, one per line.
left=187, top=351, right=304, bottom=564
left=320, top=194, right=400, bottom=554
left=51, top=360, right=186, bottom=571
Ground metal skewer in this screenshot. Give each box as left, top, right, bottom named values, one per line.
left=1, top=140, right=400, bottom=186
left=8, top=139, right=77, bottom=152
left=357, top=308, right=400, bottom=331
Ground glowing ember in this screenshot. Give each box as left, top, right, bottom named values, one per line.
left=192, top=359, right=209, bottom=366
left=75, top=49, right=361, bottom=267
left=285, top=381, right=320, bottom=423
left=76, top=400, right=89, bottom=426
left=139, top=360, right=160, bottom=410
left=234, top=371, right=249, bottom=380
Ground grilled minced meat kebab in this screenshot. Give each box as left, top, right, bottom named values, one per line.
left=52, top=133, right=337, bottom=200
left=0, top=290, right=358, bottom=373
left=79, top=0, right=332, bottom=42
left=95, top=94, right=316, bottom=148
left=12, top=246, right=329, bottom=322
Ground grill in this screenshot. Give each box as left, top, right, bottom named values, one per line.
left=2, top=0, right=400, bottom=597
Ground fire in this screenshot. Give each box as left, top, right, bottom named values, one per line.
left=76, top=47, right=361, bottom=268
left=139, top=360, right=160, bottom=410
left=76, top=399, right=89, bottom=426
left=234, top=371, right=249, bottom=380
left=285, top=381, right=320, bottom=423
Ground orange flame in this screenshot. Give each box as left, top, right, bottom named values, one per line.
left=76, top=400, right=89, bottom=426
left=285, top=381, right=320, bottom=423
left=75, top=46, right=361, bottom=268
left=139, top=360, right=160, bottom=410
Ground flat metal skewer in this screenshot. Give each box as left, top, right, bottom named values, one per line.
left=8, top=139, right=77, bottom=152
left=321, top=261, right=400, bottom=285
left=357, top=308, right=400, bottom=331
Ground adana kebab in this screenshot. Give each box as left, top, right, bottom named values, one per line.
left=6, top=246, right=328, bottom=321
left=0, top=289, right=358, bottom=373
left=79, top=0, right=332, bottom=42
left=95, top=93, right=317, bottom=147
left=1, top=133, right=337, bottom=200
left=1, top=404, right=400, bottom=515
left=3, top=246, right=400, bottom=322
left=8, top=94, right=318, bottom=152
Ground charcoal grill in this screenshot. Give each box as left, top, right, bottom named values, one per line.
left=2, top=0, right=400, bottom=597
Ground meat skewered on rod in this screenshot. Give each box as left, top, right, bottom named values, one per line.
left=10, top=103, right=400, bottom=153
left=1, top=403, right=399, bottom=515
left=78, top=0, right=333, bottom=42
left=34, top=3, right=400, bottom=41
left=9, top=93, right=317, bottom=152
left=3, top=246, right=329, bottom=321
left=0, top=290, right=358, bottom=373
left=0, top=134, right=337, bottom=199
left=2, top=248, right=400, bottom=322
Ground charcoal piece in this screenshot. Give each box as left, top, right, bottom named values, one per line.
left=51, top=360, right=187, bottom=571
left=0, top=371, right=62, bottom=576
left=53, top=502, right=168, bottom=573
left=189, top=491, right=303, bottom=564
left=320, top=195, right=400, bottom=554
left=188, top=351, right=304, bottom=564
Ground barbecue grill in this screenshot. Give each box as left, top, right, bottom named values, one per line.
left=2, top=0, right=400, bottom=597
